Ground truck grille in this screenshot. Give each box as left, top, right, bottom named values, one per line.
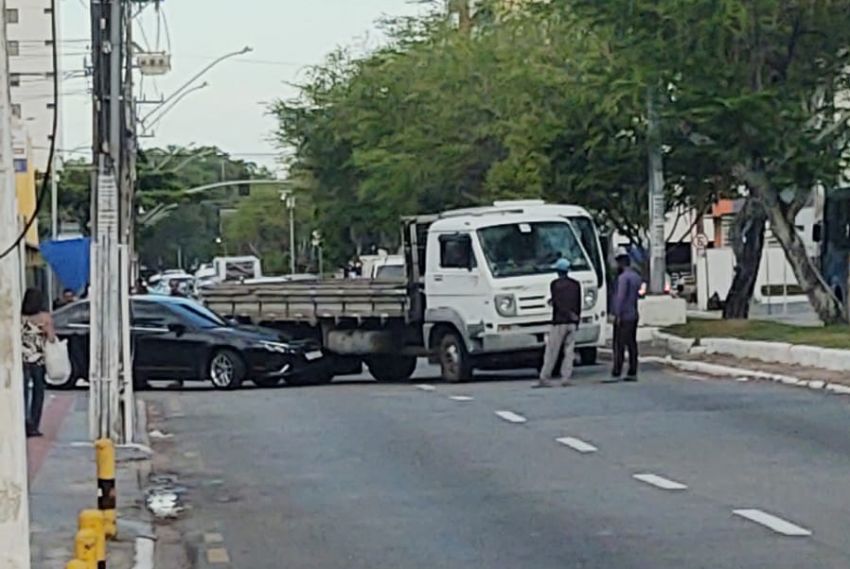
left=518, top=295, right=547, bottom=312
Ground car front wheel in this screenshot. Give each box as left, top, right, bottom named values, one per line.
left=208, top=349, right=246, bottom=390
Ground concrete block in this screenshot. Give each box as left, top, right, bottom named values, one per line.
left=743, top=341, right=793, bottom=365
left=702, top=338, right=738, bottom=356
left=639, top=295, right=687, bottom=327
left=813, top=348, right=850, bottom=372
left=789, top=345, right=823, bottom=368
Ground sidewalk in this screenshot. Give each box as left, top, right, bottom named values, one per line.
left=28, top=391, right=153, bottom=569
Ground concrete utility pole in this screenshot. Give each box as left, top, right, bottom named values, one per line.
left=90, top=0, right=131, bottom=441
left=647, top=89, right=667, bottom=294
left=0, top=0, right=32, bottom=564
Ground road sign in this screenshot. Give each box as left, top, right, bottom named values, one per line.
left=695, top=233, right=709, bottom=257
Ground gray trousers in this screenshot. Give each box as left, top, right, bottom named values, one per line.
left=540, top=324, right=577, bottom=382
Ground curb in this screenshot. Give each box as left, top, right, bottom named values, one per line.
left=130, top=399, right=156, bottom=569
left=641, top=355, right=850, bottom=396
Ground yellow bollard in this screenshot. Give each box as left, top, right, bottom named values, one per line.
left=95, top=438, right=117, bottom=539
left=74, top=528, right=98, bottom=569
left=79, top=509, right=107, bottom=569
left=66, top=561, right=89, bottom=569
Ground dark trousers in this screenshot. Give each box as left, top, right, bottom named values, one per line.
left=613, top=319, right=638, bottom=377
left=23, top=363, right=46, bottom=431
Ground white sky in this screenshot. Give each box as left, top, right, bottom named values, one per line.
left=60, top=0, right=429, bottom=172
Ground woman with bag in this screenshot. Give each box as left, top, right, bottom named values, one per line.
left=21, top=288, right=56, bottom=438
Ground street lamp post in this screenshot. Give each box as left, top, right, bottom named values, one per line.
left=284, top=194, right=296, bottom=275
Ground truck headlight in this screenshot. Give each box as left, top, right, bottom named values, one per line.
left=494, top=294, right=517, bottom=317
left=583, top=287, right=598, bottom=310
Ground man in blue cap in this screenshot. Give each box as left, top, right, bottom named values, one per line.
left=536, top=257, right=582, bottom=388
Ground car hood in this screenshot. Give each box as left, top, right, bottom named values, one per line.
left=211, top=324, right=318, bottom=350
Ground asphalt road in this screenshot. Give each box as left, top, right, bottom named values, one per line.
left=146, top=362, right=850, bottom=569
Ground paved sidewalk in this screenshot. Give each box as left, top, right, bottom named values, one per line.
left=28, top=391, right=153, bottom=569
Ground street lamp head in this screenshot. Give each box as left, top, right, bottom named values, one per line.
left=241, top=46, right=253, bottom=55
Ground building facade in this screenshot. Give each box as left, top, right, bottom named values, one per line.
left=5, top=0, right=61, bottom=170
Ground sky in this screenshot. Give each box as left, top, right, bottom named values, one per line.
left=60, top=0, right=430, bottom=172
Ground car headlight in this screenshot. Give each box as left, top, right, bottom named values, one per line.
left=583, top=287, right=598, bottom=310
left=259, top=341, right=291, bottom=354
left=495, top=294, right=517, bottom=317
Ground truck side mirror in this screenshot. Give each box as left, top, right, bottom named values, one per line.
left=812, top=223, right=822, bottom=243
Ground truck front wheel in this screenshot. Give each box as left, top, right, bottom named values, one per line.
left=367, top=356, right=417, bottom=383
left=579, top=347, right=598, bottom=366
left=438, top=333, right=472, bottom=383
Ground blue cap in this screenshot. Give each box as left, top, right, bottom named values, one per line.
left=552, top=258, right=571, bottom=273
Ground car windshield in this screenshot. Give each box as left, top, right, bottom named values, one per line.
left=170, top=302, right=229, bottom=329
left=477, top=221, right=591, bottom=278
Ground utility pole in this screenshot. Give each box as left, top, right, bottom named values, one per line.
left=286, top=194, right=296, bottom=274
left=90, top=0, right=131, bottom=441
left=0, top=0, right=32, bottom=563
left=647, top=88, right=667, bottom=294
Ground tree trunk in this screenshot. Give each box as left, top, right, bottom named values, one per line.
left=723, top=198, right=766, bottom=319
left=764, top=201, right=844, bottom=323
left=737, top=165, right=845, bottom=324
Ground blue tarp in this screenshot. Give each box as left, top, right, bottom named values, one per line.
left=40, top=238, right=90, bottom=294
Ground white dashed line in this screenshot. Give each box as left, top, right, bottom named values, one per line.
left=733, top=509, right=812, bottom=537
left=495, top=410, right=527, bottom=424
left=449, top=395, right=474, bottom=401
left=633, top=473, right=688, bottom=491
left=416, top=384, right=436, bottom=392
left=556, top=437, right=598, bottom=453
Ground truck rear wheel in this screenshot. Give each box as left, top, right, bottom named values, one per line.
left=438, top=333, right=472, bottom=383
left=367, top=356, right=417, bottom=383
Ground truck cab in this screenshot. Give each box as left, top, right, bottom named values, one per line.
left=406, top=202, right=605, bottom=381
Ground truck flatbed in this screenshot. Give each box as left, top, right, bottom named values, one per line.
left=203, top=279, right=411, bottom=325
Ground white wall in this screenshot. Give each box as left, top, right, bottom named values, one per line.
left=696, top=246, right=804, bottom=310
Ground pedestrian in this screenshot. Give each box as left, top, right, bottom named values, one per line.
left=536, top=258, right=582, bottom=388
left=54, top=288, right=76, bottom=309
left=21, top=288, right=56, bottom=437
left=169, top=280, right=185, bottom=297
left=611, top=251, right=642, bottom=381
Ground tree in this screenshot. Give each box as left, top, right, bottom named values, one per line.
left=565, top=0, right=850, bottom=323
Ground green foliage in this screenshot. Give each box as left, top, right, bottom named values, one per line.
left=49, top=146, right=274, bottom=271
left=220, top=187, right=318, bottom=274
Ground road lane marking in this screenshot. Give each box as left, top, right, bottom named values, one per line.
left=633, top=473, right=687, bottom=491
left=204, top=532, right=224, bottom=544
left=449, top=395, right=474, bottom=401
left=206, top=547, right=231, bottom=564
left=495, top=410, right=527, bottom=424
left=733, top=509, right=812, bottom=537
left=416, top=384, right=436, bottom=392
left=556, top=437, right=598, bottom=453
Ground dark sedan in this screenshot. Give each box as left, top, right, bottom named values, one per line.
left=54, top=296, right=330, bottom=390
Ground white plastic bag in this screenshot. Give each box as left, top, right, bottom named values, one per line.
left=44, top=339, right=72, bottom=384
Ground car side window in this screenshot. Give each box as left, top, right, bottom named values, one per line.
left=132, top=301, right=178, bottom=329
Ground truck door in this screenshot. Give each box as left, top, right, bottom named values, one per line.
left=427, top=233, right=482, bottom=307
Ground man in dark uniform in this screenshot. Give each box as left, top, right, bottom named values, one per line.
left=536, top=258, right=582, bottom=388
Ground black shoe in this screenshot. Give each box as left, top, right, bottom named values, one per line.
left=624, top=375, right=638, bottom=382
left=26, top=429, right=43, bottom=438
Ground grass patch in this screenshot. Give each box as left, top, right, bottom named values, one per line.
left=664, top=319, right=850, bottom=349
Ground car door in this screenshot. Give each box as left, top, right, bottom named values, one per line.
left=133, top=299, right=214, bottom=380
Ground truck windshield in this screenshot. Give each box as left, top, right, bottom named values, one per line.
left=568, top=216, right=604, bottom=287
left=477, top=222, right=591, bottom=278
